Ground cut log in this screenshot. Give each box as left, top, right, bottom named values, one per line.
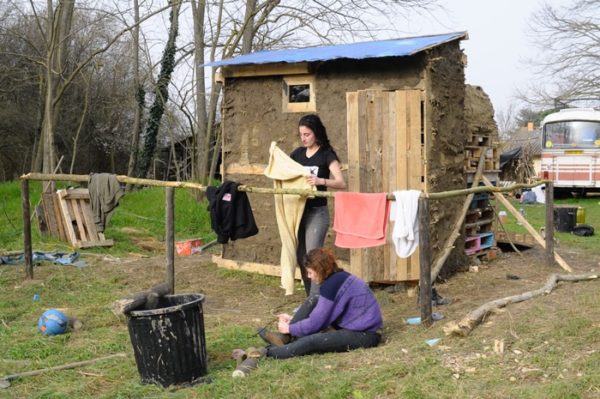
left=111, top=282, right=171, bottom=315
left=444, top=272, right=599, bottom=336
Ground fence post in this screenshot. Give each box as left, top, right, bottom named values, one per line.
left=21, top=179, right=33, bottom=279
left=418, top=196, right=432, bottom=327
left=166, top=187, right=175, bottom=294
left=545, top=181, right=554, bottom=266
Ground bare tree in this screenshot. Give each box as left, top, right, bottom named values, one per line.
left=186, top=0, right=440, bottom=186
left=524, top=0, right=600, bottom=105
left=125, top=0, right=145, bottom=184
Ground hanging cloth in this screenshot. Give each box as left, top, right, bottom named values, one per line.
left=390, top=190, right=421, bottom=258
left=333, top=192, right=389, bottom=248
left=206, top=181, right=259, bottom=244
left=264, top=142, right=314, bottom=295
left=88, top=173, right=125, bottom=233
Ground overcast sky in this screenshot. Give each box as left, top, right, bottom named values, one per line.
left=402, top=0, right=568, bottom=115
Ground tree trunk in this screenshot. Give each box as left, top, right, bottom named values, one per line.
left=126, top=0, right=144, bottom=189
left=69, top=74, right=91, bottom=174
left=191, top=0, right=208, bottom=187
left=40, top=0, right=75, bottom=186
left=241, top=0, right=256, bottom=54
left=136, top=0, right=182, bottom=178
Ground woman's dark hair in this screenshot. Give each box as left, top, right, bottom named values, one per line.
left=305, top=248, right=343, bottom=283
left=298, top=114, right=339, bottom=160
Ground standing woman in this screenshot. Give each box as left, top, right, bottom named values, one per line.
left=291, top=114, right=346, bottom=297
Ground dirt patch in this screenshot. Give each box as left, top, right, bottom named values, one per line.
left=101, top=243, right=597, bottom=344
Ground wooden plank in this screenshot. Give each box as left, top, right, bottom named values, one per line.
left=386, top=92, right=398, bottom=281
left=482, top=176, right=572, bottom=272
left=80, top=199, right=100, bottom=241
left=41, top=193, right=59, bottom=237
left=79, top=239, right=114, bottom=248
left=346, top=91, right=362, bottom=278
left=52, top=192, right=67, bottom=241
left=212, top=255, right=303, bottom=280
left=394, top=90, right=410, bottom=281
left=361, top=90, right=374, bottom=281
left=35, top=203, right=49, bottom=237
left=70, top=199, right=88, bottom=243
left=62, top=188, right=90, bottom=200
left=221, top=62, right=309, bottom=78
left=365, top=90, right=384, bottom=281
left=56, top=190, right=78, bottom=246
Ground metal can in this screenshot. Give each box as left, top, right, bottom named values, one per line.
left=577, top=207, right=585, bottom=224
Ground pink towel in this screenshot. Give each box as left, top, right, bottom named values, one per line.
left=333, top=192, right=389, bottom=248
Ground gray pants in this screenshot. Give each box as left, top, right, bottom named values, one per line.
left=296, top=205, right=329, bottom=295
left=266, top=329, right=381, bottom=359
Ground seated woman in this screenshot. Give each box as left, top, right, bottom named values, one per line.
left=262, top=248, right=383, bottom=359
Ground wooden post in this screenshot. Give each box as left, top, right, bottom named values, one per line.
left=545, top=182, right=554, bottom=267
left=21, top=179, right=33, bottom=279
left=166, top=187, right=175, bottom=294
left=418, top=196, right=432, bottom=327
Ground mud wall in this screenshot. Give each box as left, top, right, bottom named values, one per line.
left=222, top=56, right=426, bottom=265
left=423, top=42, right=470, bottom=278
left=464, top=84, right=497, bottom=138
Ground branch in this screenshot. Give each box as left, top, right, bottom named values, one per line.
left=444, top=272, right=599, bottom=337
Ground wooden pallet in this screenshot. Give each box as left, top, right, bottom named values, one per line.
left=495, top=231, right=537, bottom=248
left=41, top=188, right=113, bottom=248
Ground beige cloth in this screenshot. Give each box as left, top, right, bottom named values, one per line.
left=264, top=142, right=313, bottom=295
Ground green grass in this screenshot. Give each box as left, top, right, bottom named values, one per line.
left=495, top=194, right=600, bottom=256
left=0, top=180, right=215, bottom=255
left=2, top=180, right=600, bottom=398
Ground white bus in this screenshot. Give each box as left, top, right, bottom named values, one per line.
left=539, top=108, right=600, bottom=196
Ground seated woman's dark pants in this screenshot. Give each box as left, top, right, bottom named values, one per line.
left=266, top=329, right=381, bottom=359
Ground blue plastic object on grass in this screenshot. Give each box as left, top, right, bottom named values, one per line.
left=38, top=309, right=68, bottom=336
left=425, top=338, right=442, bottom=346
left=405, top=312, right=445, bottom=325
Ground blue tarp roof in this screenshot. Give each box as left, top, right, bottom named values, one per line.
left=204, top=31, right=467, bottom=67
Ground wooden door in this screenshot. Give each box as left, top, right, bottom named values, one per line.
left=346, top=89, right=425, bottom=282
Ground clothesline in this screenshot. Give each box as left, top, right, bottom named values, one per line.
left=20, top=173, right=550, bottom=200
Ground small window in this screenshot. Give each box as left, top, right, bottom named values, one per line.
left=283, top=75, right=316, bottom=113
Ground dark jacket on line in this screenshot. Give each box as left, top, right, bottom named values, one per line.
left=206, top=181, right=259, bottom=244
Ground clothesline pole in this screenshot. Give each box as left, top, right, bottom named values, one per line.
left=165, top=187, right=175, bottom=294
left=20, top=172, right=551, bottom=200
left=418, top=196, right=433, bottom=327
left=545, top=181, right=554, bottom=267
left=21, top=179, right=33, bottom=279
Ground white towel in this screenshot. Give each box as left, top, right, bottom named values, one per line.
left=532, top=185, right=546, bottom=204
left=390, top=190, right=421, bottom=258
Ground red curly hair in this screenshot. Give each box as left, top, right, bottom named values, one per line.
left=305, top=248, right=343, bottom=283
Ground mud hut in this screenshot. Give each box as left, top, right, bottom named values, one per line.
left=206, top=32, right=471, bottom=284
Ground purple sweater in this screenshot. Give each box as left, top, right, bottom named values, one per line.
left=289, top=271, right=383, bottom=337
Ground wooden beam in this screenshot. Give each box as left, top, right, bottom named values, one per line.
left=165, top=187, right=175, bottom=294
left=482, top=176, right=572, bottom=272
left=225, top=163, right=268, bottom=175
left=21, top=179, right=33, bottom=279
left=430, top=150, right=487, bottom=281
left=418, top=196, right=433, bottom=327
left=545, top=181, right=554, bottom=267
left=212, top=255, right=303, bottom=280
left=221, top=62, right=309, bottom=78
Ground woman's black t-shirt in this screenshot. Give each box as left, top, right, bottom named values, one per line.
left=290, top=146, right=338, bottom=208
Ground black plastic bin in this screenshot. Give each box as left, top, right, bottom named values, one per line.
left=554, top=206, right=577, bottom=233
left=126, top=293, right=207, bottom=387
